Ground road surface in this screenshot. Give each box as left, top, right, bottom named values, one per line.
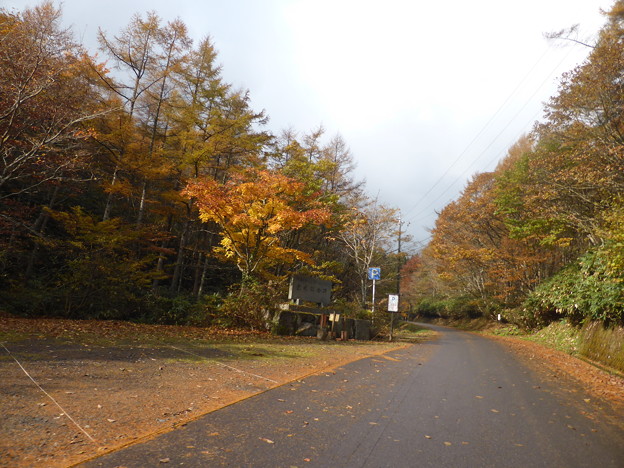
left=80, top=324, right=624, bottom=467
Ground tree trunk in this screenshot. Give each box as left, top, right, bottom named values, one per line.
left=136, top=180, right=147, bottom=227
left=25, top=186, right=59, bottom=280
left=192, top=250, right=202, bottom=298
left=102, top=166, right=118, bottom=221
left=151, top=213, right=174, bottom=292
left=196, top=254, right=210, bottom=300
left=195, top=232, right=215, bottom=300
left=170, top=219, right=190, bottom=293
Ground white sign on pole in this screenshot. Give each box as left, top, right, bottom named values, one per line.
left=388, top=294, right=399, bottom=312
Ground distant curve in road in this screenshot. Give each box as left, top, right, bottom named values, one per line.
left=81, top=323, right=624, bottom=468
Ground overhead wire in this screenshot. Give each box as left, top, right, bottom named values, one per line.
left=403, top=43, right=579, bottom=238
left=402, top=45, right=552, bottom=220
left=407, top=107, right=541, bottom=227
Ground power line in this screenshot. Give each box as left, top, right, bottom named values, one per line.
left=402, top=46, right=553, bottom=220
left=403, top=44, right=578, bottom=234
left=407, top=109, right=541, bottom=225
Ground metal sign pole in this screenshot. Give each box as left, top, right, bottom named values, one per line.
left=371, top=278, right=376, bottom=315
left=387, top=294, right=399, bottom=341
left=368, top=267, right=380, bottom=324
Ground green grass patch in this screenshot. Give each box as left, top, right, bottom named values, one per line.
left=522, top=320, right=624, bottom=374
left=490, top=324, right=524, bottom=336
left=393, top=322, right=437, bottom=342
left=0, top=329, right=34, bottom=343
left=525, top=320, right=581, bottom=355
left=1, top=317, right=407, bottom=369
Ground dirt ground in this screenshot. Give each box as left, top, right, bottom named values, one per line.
left=1, top=317, right=623, bottom=468
left=0, top=317, right=411, bottom=467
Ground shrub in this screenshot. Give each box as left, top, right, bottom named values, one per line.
left=528, top=319, right=581, bottom=354
left=330, top=298, right=368, bottom=319
left=125, top=293, right=220, bottom=326
left=415, top=296, right=489, bottom=319
left=216, top=280, right=282, bottom=330
left=521, top=249, right=624, bottom=328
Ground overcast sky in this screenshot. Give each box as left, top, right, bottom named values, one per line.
left=5, top=0, right=613, bottom=247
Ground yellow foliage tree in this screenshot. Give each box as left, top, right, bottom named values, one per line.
left=183, top=170, right=330, bottom=287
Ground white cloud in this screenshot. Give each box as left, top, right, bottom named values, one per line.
left=2, top=0, right=613, bottom=243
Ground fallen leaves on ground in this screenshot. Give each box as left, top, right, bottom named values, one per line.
left=0, top=316, right=406, bottom=468
left=489, top=335, right=624, bottom=428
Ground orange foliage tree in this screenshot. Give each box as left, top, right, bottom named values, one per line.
left=183, top=170, right=331, bottom=287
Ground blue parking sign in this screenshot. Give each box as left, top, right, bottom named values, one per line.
left=368, top=267, right=381, bottom=280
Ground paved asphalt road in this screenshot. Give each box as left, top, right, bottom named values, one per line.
left=80, top=324, right=624, bottom=467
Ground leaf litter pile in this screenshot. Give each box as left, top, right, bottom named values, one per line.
left=0, top=317, right=408, bottom=467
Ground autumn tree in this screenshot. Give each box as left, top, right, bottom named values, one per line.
left=46, top=207, right=164, bottom=319
left=405, top=3, right=624, bottom=327
left=95, top=12, right=192, bottom=223
left=168, top=37, right=231, bottom=180
left=516, top=3, right=624, bottom=248
left=410, top=138, right=567, bottom=319
left=155, top=37, right=271, bottom=294
left=183, top=169, right=330, bottom=289
left=0, top=2, right=105, bottom=202
left=321, top=134, right=363, bottom=199
left=0, top=3, right=397, bottom=325
left=0, top=2, right=111, bottom=289
left=338, top=197, right=398, bottom=307
left=400, top=246, right=444, bottom=316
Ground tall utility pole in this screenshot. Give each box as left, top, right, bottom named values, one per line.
left=397, top=214, right=402, bottom=296
left=390, top=214, right=403, bottom=341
